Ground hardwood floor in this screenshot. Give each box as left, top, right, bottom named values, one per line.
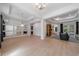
left=0, top=48, right=1, bottom=56
left=1, top=35, right=79, bottom=56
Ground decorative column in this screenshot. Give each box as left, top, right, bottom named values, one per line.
left=27, top=23, right=31, bottom=36
left=40, top=19, right=46, bottom=40
left=57, top=24, right=60, bottom=35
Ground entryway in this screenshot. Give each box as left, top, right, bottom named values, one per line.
left=46, top=24, right=52, bottom=37
left=31, top=25, right=33, bottom=35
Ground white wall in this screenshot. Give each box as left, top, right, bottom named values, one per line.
left=57, top=24, right=60, bottom=35
left=4, top=17, right=27, bottom=36
left=5, top=24, right=28, bottom=36
left=5, top=25, right=17, bottom=36
left=0, top=4, right=9, bottom=14
left=33, top=22, right=41, bottom=36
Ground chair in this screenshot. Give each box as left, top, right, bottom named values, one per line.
left=59, top=32, right=69, bottom=41
left=75, top=34, right=79, bottom=40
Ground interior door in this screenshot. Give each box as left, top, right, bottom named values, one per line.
left=46, top=24, right=52, bottom=36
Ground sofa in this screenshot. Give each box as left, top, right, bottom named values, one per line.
left=59, top=32, right=69, bottom=41
left=75, top=34, right=79, bottom=40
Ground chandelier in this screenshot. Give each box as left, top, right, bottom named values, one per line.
left=34, top=3, right=47, bottom=10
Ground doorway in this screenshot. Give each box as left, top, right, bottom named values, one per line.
left=46, top=24, right=52, bottom=36
left=31, top=25, right=33, bottom=35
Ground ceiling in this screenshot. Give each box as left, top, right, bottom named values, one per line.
left=11, top=3, right=72, bottom=17
left=0, top=3, right=79, bottom=24
left=11, top=3, right=75, bottom=19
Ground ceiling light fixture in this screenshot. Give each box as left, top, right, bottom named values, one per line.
left=54, top=17, right=60, bottom=20
left=34, top=3, right=46, bottom=10
left=21, top=24, right=24, bottom=27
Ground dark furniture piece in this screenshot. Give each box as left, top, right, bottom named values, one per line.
left=75, top=34, right=79, bottom=40
left=0, top=14, right=2, bottom=48
left=59, top=32, right=69, bottom=41
left=23, top=31, right=27, bottom=34
left=1, top=14, right=5, bottom=42
left=31, top=25, right=33, bottom=35
left=76, top=22, right=79, bottom=34
left=31, top=31, right=33, bottom=35
left=60, top=24, right=63, bottom=33
left=75, top=22, right=79, bottom=40
left=0, top=34, right=1, bottom=48
left=2, top=20, right=5, bottom=37
left=0, top=14, right=5, bottom=48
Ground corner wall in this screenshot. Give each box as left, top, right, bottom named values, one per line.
left=33, top=22, right=41, bottom=37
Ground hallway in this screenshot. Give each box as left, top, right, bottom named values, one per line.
left=1, top=36, right=79, bottom=56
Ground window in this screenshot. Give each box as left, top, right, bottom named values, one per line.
left=63, top=25, right=68, bottom=32
left=69, top=24, right=74, bottom=32
left=55, top=27, right=57, bottom=32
